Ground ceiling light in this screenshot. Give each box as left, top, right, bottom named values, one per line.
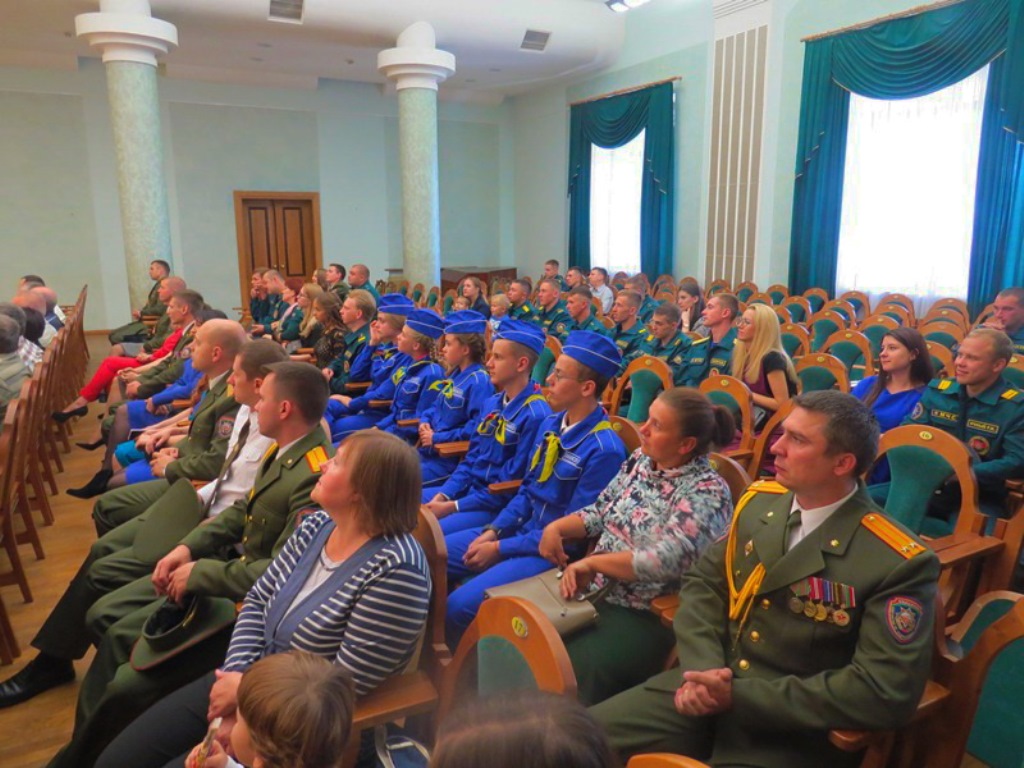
left=606, top=0, right=649, bottom=10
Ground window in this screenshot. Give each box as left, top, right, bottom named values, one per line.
left=836, top=66, right=989, bottom=311
left=589, top=129, right=645, bottom=276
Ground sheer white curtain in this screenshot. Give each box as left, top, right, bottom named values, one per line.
left=836, top=66, right=989, bottom=314
left=590, top=129, right=645, bottom=276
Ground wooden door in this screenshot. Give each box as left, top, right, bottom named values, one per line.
left=234, top=191, right=322, bottom=311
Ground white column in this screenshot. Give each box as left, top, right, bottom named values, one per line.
left=378, top=22, right=455, bottom=289
left=77, top=0, right=177, bottom=310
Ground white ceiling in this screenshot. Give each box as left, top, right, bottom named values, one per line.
left=0, top=0, right=632, bottom=101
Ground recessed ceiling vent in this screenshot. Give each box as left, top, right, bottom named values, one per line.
left=269, top=0, right=303, bottom=24
left=520, top=30, right=551, bottom=52
left=713, top=0, right=768, bottom=19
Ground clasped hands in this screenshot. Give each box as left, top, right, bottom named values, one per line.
left=674, top=668, right=733, bottom=717
left=152, top=544, right=196, bottom=603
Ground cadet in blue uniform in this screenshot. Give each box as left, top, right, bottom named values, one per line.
left=677, top=293, right=740, bottom=387
left=325, top=293, right=415, bottom=442
left=418, top=310, right=495, bottom=485
left=630, top=303, right=691, bottom=383
left=535, top=277, right=573, bottom=340
left=506, top=279, right=537, bottom=322
left=423, top=320, right=552, bottom=535
left=903, top=328, right=1024, bottom=517
left=609, top=290, right=646, bottom=373
left=444, top=331, right=628, bottom=639
left=326, top=288, right=376, bottom=395
left=983, top=287, right=1024, bottom=354
left=377, top=310, right=446, bottom=443
left=565, top=286, right=609, bottom=336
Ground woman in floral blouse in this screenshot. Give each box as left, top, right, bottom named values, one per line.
left=538, top=388, right=735, bottom=705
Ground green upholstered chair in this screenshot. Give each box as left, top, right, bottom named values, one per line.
left=608, top=356, right=674, bottom=423
left=699, top=374, right=755, bottom=455
left=808, top=310, right=846, bottom=352
left=795, top=353, right=850, bottom=394
left=442, top=294, right=454, bottom=314
left=766, top=284, right=789, bottom=306
left=1003, top=356, right=1024, bottom=391
left=411, top=284, right=424, bottom=304
left=822, top=299, right=857, bottom=325
left=437, top=596, right=577, bottom=724
left=925, top=341, right=955, bottom=378
left=706, top=279, right=730, bottom=298
left=923, top=328, right=962, bottom=353
left=878, top=302, right=913, bottom=326
left=822, top=329, right=875, bottom=380
left=926, top=592, right=1024, bottom=768
left=838, top=290, right=871, bottom=320
left=803, top=287, right=829, bottom=315
left=735, top=281, right=757, bottom=303
left=426, top=290, right=439, bottom=308
left=782, top=296, right=811, bottom=324
left=530, top=336, right=561, bottom=386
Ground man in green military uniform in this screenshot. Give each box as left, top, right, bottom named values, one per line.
left=41, top=363, right=333, bottom=768
left=631, top=303, right=691, bottom=383
left=0, top=339, right=285, bottom=711
left=535, top=277, right=572, bottom=340
left=328, top=289, right=375, bottom=394
left=609, top=290, right=646, bottom=373
left=983, top=287, right=1024, bottom=355
left=110, top=275, right=185, bottom=358
left=108, top=260, right=171, bottom=345
left=70, top=319, right=244, bottom=511
left=506, top=278, right=537, bottom=322
left=626, top=276, right=660, bottom=325
left=677, top=293, right=739, bottom=387
left=325, top=262, right=350, bottom=303
left=904, top=328, right=1024, bottom=517
left=348, top=262, right=380, bottom=302
left=121, top=288, right=204, bottom=400
left=593, top=391, right=940, bottom=768
left=565, top=286, right=609, bottom=336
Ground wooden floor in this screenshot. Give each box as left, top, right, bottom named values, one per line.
left=0, top=335, right=992, bottom=768
left=0, top=336, right=106, bottom=768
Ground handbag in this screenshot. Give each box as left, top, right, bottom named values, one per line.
left=484, top=568, right=609, bottom=637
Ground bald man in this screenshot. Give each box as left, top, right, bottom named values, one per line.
left=12, top=289, right=55, bottom=347
left=29, top=286, right=64, bottom=330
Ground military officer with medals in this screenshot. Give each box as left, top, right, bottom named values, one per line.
left=534, top=277, right=573, bottom=341
left=565, top=285, right=610, bottom=336
left=608, top=290, right=646, bottom=374
left=593, top=391, right=939, bottom=768
left=629, top=302, right=691, bottom=383
left=506, top=278, right=538, bottom=322
left=904, top=327, right=1024, bottom=516
left=677, top=293, right=740, bottom=388
left=326, top=288, right=376, bottom=395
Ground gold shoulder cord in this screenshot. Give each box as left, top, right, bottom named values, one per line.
left=725, top=487, right=767, bottom=648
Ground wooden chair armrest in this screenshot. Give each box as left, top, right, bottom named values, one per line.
left=351, top=671, right=438, bottom=730
left=1005, top=479, right=1024, bottom=493
left=142, top=317, right=158, bottom=328
left=346, top=381, right=371, bottom=392
left=725, top=448, right=753, bottom=463
left=368, top=400, right=392, bottom=409
left=488, top=479, right=523, bottom=495
left=289, top=354, right=314, bottom=363
left=296, top=347, right=315, bottom=355
left=828, top=680, right=950, bottom=752
left=140, top=313, right=161, bottom=321
left=934, top=535, right=1003, bottom=568
left=650, top=594, right=680, bottom=628
left=171, top=399, right=191, bottom=410
left=397, top=418, right=420, bottom=428
left=436, top=441, right=471, bottom=458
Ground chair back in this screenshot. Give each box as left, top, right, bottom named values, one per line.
left=627, top=756, right=712, bottom=768
left=782, top=296, right=811, bottom=324
left=609, top=415, right=642, bottom=454
left=412, top=509, right=452, bottom=678
left=530, top=336, right=562, bottom=386
left=1002, top=354, right=1024, bottom=391
left=880, top=293, right=916, bottom=315
left=734, top=281, right=758, bottom=303
left=438, top=596, right=577, bottom=723
left=708, top=452, right=752, bottom=504
left=925, top=342, right=955, bottom=378
left=921, top=308, right=969, bottom=334
left=809, top=310, right=847, bottom=351
left=822, top=329, right=875, bottom=379
left=972, top=303, right=997, bottom=330
left=608, top=356, right=674, bottom=423
left=838, top=290, right=871, bottom=319
left=929, top=298, right=970, bottom=324
left=705, top=279, right=730, bottom=298
left=873, top=425, right=983, bottom=537
left=920, top=322, right=965, bottom=351
left=803, top=287, right=829, bottom=314
left=877, top=302, right=913, bottom=326
left=766, top=284, right=789, bottom=305
left=822, top=299, right=858, bottom=325
left=795, top=353, right=851, bottom=393
left=781, top=323, right=810, bottom=360
left=699, top=375, right=755, bottom=452
left=744, top=400, right=796, bottom=478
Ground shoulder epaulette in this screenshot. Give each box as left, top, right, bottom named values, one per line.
left=861, top=513, right=927, bottom=559
left=936, top=379, right=954, bottom=391
left=748, top=479, right=788, bottom=495
left=225, top=384, right=234, bottom=397
left=692, top=336, right=711, bottom=345
left=1002, top=388, right=1021, bottom=401
left=305, top=445, right=330, bottom=473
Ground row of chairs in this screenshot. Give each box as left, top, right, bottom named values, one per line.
left=0, top=286, right=90, bottom=665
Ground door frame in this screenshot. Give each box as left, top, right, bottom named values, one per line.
left=233, top=190, right=323, bottom=311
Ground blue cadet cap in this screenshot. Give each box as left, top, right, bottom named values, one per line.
left=377, top=293, right=415, bottom=317
left=444, top=309, right=487, bottom=335
left=405, top=309, right=445, bottom=339
left=494, top=319, right=546, bottom=355
left=562, top=330, right=621, bottom=379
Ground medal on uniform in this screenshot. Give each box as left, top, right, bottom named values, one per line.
left=824, top=580, right=835, bottom=623
left=789, top=579, right=808, bottom=614
left=805, top=578, right=820, bottom=618
left=834, top=583, right=855, bottom=627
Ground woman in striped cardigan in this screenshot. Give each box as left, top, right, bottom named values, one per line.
left=95, top=431, right=431, bottom=768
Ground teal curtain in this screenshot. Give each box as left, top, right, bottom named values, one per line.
left=568, top=82, right=675, bottom=277
left=789, top=0, right=1024, bottom=305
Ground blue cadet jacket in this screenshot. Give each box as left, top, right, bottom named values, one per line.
left=904, top=375, right=1024, bottom=499
left=677, top=326, right=738, bottom=387
left=377, top=357, right=446, bottom=441
left=435, top=383, right=553, bottom=514
left=328, top=325, right=371, bottom=394
left=536, top=301, right=573, bottom=341
left=419, top=362, right=495, bottom=446
left=485, top=406, right=626, bottom=558
left=325, top=347, right=409, bottom=425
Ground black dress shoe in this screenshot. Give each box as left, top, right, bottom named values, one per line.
left=66, top=469, right=113, bottom=499
left=75, top=438, right=105, bottom=451
left=0, top=657, right=75, bottom=709
left=52, top=405, right=88, bottom=423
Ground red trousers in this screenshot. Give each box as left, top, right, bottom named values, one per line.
left=80, top=356, right=142, bottom=401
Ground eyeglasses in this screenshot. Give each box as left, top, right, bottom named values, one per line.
left=549, top=369, right=584, bottom=384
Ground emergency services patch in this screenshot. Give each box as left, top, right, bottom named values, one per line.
left=968, top=435, right=990, bottom=457
left=216, top=416, right=235, bottom=439
left=886, top=596, right=924, bottom=644
left=910, top=402, right=924, bottom=420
